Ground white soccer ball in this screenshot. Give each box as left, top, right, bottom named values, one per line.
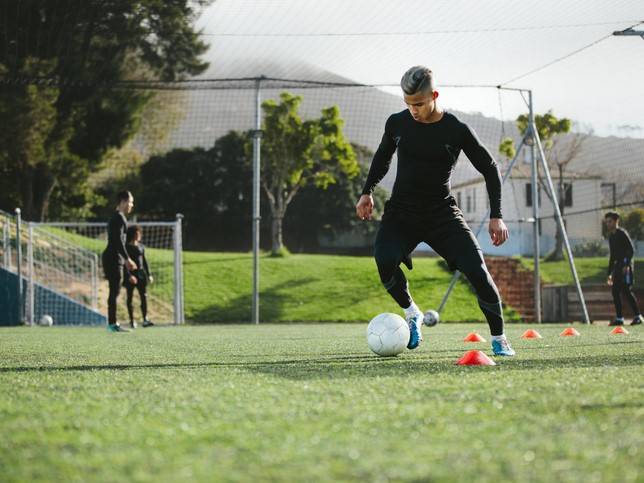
left=423, top=309, right=440, bottom=327
left=366, top=313, right=410, bottom=357
left=39, top=315, right=53, bottom=326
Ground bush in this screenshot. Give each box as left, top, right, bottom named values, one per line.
left=572, top=240, right=608, bottom=258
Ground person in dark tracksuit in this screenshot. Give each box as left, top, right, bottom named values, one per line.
left=124, top=225, right=154, bottom=329
left=355, top=65, right=515, bottom=356
left=604, top=211, right=643, bottom=326
left=102, top=191, right=137, bottom=332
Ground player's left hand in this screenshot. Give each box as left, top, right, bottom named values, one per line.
left=489, top=218, right=509, bottom=247
left=129, top=275, right=138, bottom=285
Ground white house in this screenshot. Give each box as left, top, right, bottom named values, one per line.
left=450, top=165, right=604, bottom=257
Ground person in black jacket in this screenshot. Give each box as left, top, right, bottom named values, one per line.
left=124, top=225, right=154, bottom=329
left=102, top=191, right=138, bottom=332
left=605, top=212, right=643, bottom=326
left=355, top=65, right=515, bottom=356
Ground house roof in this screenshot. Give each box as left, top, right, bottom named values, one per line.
left=452, top=162, right=602, bottom=189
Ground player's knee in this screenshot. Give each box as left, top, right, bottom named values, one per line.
left=466, top=266, right=500, bottom=302
left=471, top=266, right=492, bottom=287
left=459, top=258, right=487, bottom=286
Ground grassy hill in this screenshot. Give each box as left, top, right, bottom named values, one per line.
left=183, top=252, right=480, bottom=323
left=181, top=252, right=639, bottom=324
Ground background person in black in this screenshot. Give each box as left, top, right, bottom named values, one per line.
left=102, top=191, right=137, bottom=332
left=355, top=65, right=515, bottom=356
left=125, top=225, right=154, bottom=328
left=604, top=212, right=643, bottom=326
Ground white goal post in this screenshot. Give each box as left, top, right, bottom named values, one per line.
left=1, top=211, right=184, bottom=326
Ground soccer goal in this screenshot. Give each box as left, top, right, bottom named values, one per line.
left=1, top=211, right=184, bottom=326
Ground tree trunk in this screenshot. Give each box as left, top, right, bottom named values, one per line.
left=271, top=213, right=284, bottom=255
left=266, top=183, right=297, bottom=256
left=19, top=168, right=35, bottom=221
left=550, top=169, right=565, bottom=261
left=33, top=166, right=56, bottom=222
left=553, top=213, right=564, bottom=260
left=19, top=164, right=55, bottom=222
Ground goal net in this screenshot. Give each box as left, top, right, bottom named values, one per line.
left=0, top=210, right=183, bottom=326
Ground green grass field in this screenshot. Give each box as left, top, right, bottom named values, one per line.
left=182, top=252, right=504, bottom=323
left=1, top=323, right=642, bottom=482
left=182, top=253, right=641, bottom=324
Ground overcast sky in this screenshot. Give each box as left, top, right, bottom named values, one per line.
left=196, top=0, right=644, bottom=138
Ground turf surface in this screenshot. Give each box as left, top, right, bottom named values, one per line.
left=0, top=323, right=642, bottom=482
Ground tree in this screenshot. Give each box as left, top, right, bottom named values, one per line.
left=135, top=134, right=384, bottom=253
left=500, top=110, right=588, bottom=260
left=619, top=208, right=644, bottom=241
left=260, top=92, right=359, bottom=255
left=284, top=143, right=388, bottom=252
left=545, top=131, right=590, bottom=260
left=137, top=131, right=255, bottom=251
left=87, top=89, right=190, bottom=221
left=0, top=0, right=211, bottom=220
left=0, top=58, right=64, bottom=219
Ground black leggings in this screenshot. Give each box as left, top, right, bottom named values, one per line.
left=611, top=280, right=640, bottom=318
left=375, top=247, right=504, bottom=336
left=126, top=279, right=148, bottom=323
left=106, top=265, right=125, bottom=325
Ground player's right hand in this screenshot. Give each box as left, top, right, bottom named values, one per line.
left=356, top=194, right=374, bottom=220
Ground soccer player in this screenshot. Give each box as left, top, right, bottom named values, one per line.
left=355, top=65, right=515, bottom=356
left=604, top=212, right=643, bottom=326
left=102, top=191, right=138, bottom=332
left=125, top=225, right=155, bottom=329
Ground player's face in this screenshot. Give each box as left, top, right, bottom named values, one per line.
left=604, top=217, right=617, bottom=232
left=121, top=195, right=134, bottom=215
left=404, top=90, right=437, bottom=123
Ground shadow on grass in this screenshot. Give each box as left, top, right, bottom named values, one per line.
left=1, top=349, right=641, bottom=380
left=191, top=276, right=320, bottom=322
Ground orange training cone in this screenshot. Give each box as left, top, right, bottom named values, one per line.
left=560, top=327, right=580, bottom=336
left=454, top=350, right=496, bottom=366
left=463, top=332, right=487, bottom=342
left=611, top=326, right=629, bottom=334
left=521, top=329, right=543, bottom=339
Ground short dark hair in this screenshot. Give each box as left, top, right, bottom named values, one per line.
left=117, top=190, right=132, bottom=203
left=401, top=66, right=436, bottom=96
left=126, top=225, right=142, bottom=243
left=604, top=211, right=619, bottom=221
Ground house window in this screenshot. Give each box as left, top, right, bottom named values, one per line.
left=466, top=193, right=472, bottom=213
left=525, top=183, right=541, bottom=207
left=457, top=191, right=462, bottom=208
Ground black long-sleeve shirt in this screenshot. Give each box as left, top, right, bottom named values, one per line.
left=105, top=210, right=129, bottom=267
left=126, top=243, right=151, bottom=279
left=361, top=110, right=503, bottom=218
left=607, top=227, right=635, bottom=276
